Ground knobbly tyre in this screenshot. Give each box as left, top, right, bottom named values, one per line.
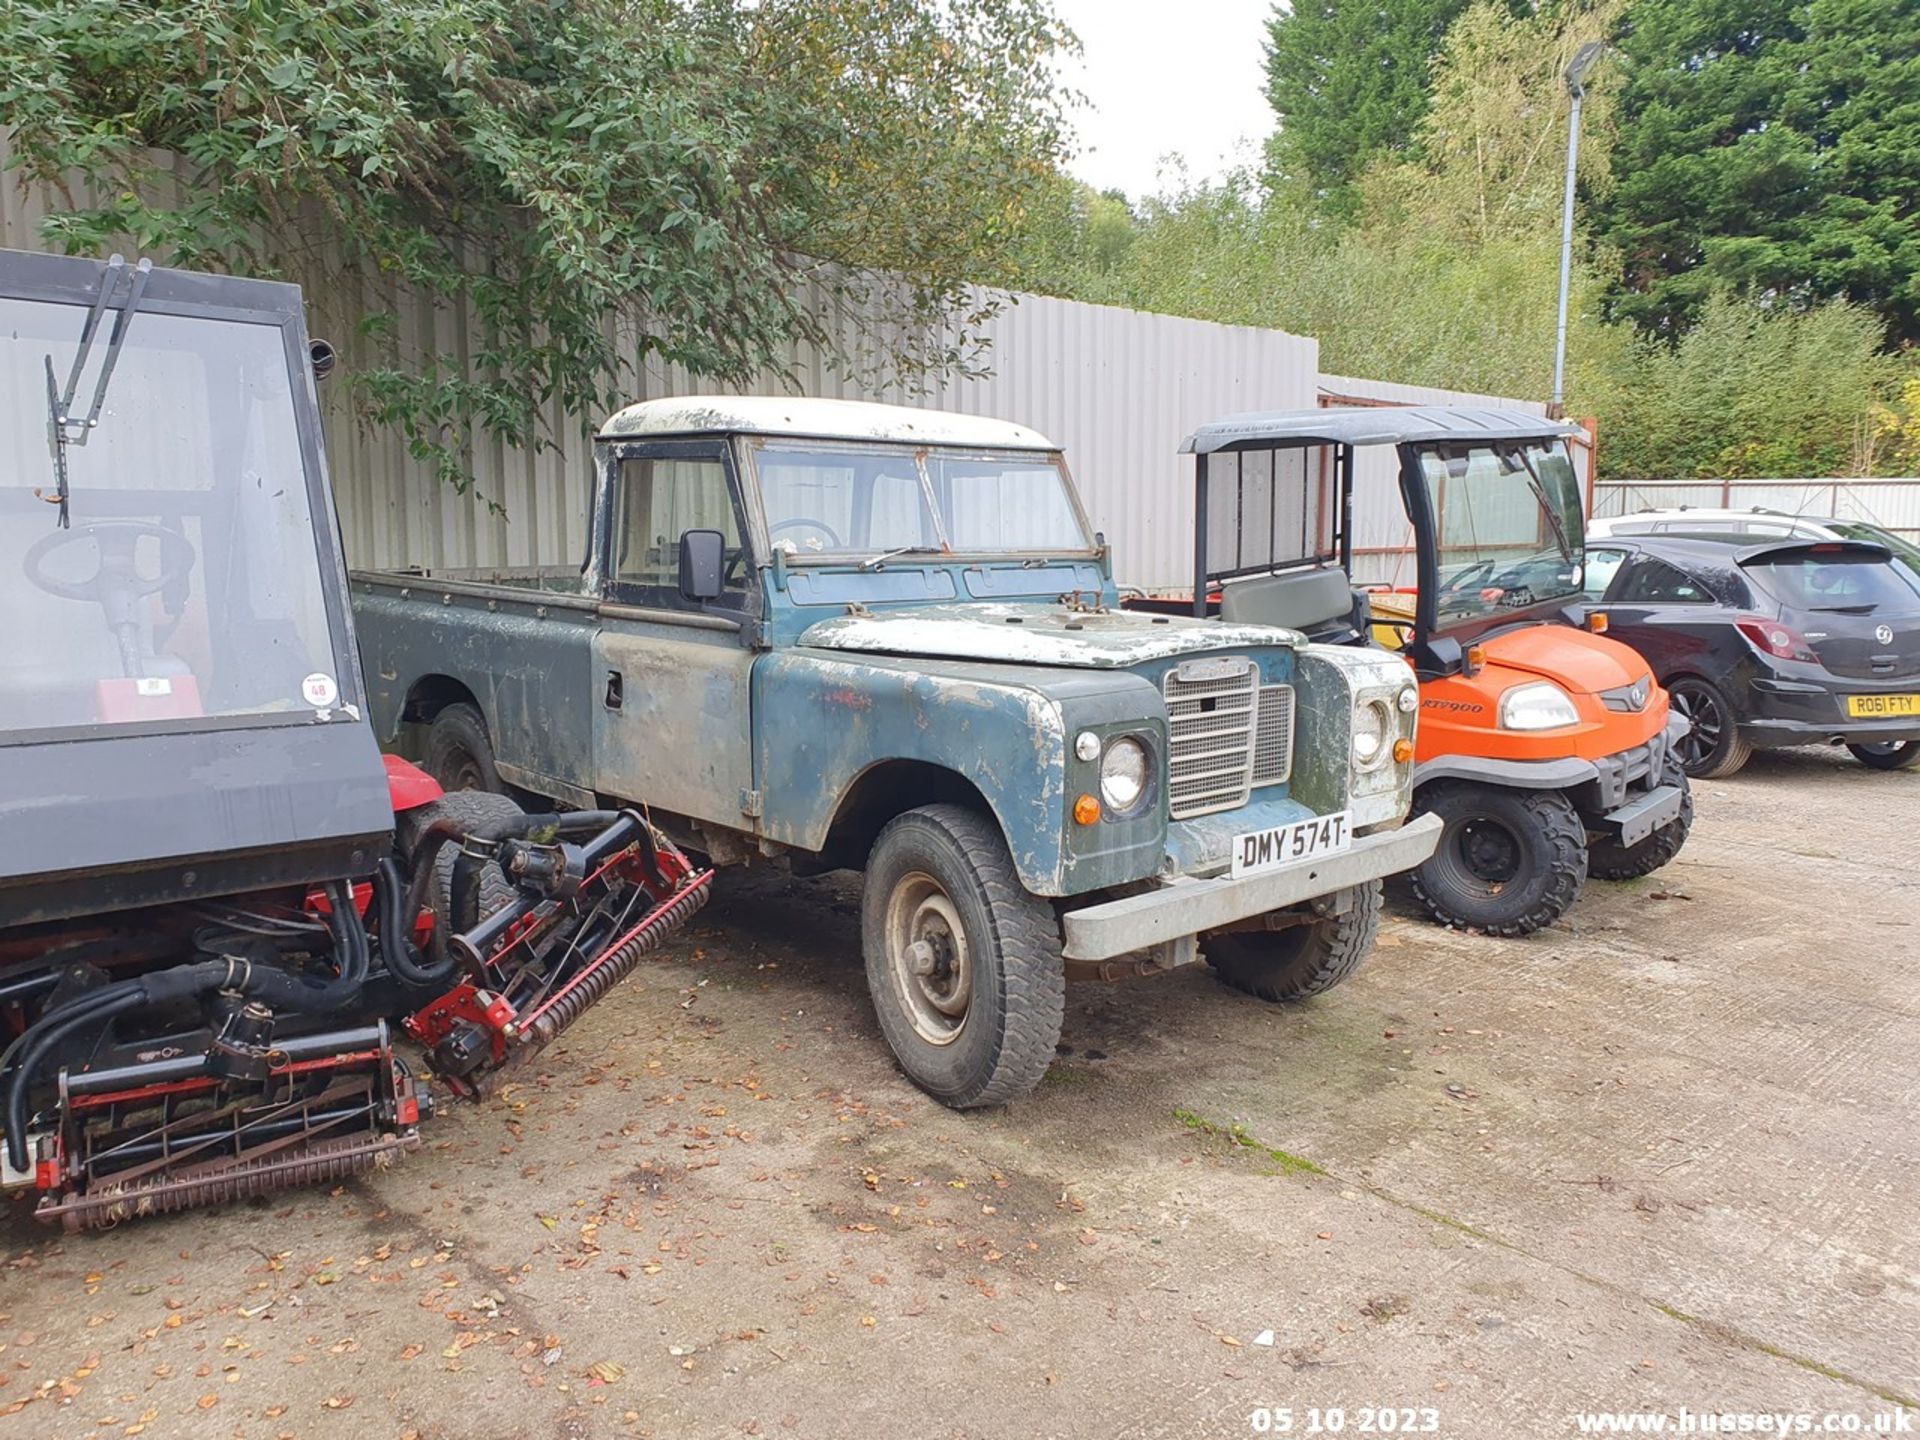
left=0, top=249, right=709, bottom=1229
left=1139, top=407, right=1693, bottom=937
left=352, top=396, right=1443, bottom=1110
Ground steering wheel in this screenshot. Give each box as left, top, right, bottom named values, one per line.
left=770, top=516, right=844, bottom=551
left=23, top=521, right=197, bottom=677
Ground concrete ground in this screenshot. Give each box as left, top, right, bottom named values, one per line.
left=3, top=747, right=1916, bottom=1440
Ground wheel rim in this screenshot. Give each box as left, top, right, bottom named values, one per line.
left=883, top=871, right=972, bottom=1046
left=443, top=748, right=486, bottom=792
left=1856, top=741, right=1904, bottom=757
left=1429, top=813, right=1525, bottom=898
left=1670, top=684, right=1723, bottom=767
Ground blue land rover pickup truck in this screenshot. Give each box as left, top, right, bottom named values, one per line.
left=352, top=397, right=1440, bottom=1105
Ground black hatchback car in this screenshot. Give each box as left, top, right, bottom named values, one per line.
left=1580, top=534, right=1920, bottom=777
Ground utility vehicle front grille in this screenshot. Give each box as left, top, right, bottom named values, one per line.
left=1163, top=661, right=1259, bottom=818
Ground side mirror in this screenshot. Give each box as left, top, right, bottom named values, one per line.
left=310, top=338, right=337, bottom=383
left=678, top=528, right=726, bottom=601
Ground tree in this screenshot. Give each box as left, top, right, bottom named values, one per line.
left=0, top=0, right=1074, bottom=488
left=1598, top=0, right=1920, bottom=344
left=1265, top=0, right=1515, bottom=214
left=1592, top=294, right=1902, bottom=477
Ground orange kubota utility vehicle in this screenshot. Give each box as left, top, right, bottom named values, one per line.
left=1147, top=407, right=1692, bottom=936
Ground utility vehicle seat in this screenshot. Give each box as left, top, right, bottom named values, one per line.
left=1219, top=566, right=1367, bottom=643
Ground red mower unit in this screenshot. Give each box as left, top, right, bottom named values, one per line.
left=0, top=249, right=708, bottom=1229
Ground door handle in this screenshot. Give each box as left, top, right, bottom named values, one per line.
left=604, top=670, right=623, bottom=709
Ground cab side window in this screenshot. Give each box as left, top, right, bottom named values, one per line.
left=1583, top=547, right=1628, bottom=598
left=611, top=455, right=749, bottom=609
left=1616, top=557, right=1708, bottom=603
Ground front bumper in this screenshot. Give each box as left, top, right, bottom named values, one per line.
left=1060, top=813, right=1442, bottom=962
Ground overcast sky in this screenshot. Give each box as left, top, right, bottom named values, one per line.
left=1049, top=1, right=1277, bottom=200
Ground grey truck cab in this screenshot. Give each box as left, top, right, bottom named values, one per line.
left=353, top=397, right=1440, bottom=1105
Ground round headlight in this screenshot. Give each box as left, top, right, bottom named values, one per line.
left=1352, top=700, right=1391, bottom=769
left=1099, top=736, right=1151, bottom=813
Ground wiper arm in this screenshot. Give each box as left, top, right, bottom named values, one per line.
left=1513, top=447, right=1574, bottom=563
left=857, top=544, right=941, bottom=572
left=42, top=253, right=152, bottom=528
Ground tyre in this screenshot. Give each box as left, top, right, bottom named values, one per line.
left=1588, top=762, right=1693, bottom=880
left=861, top=805, right=1065, bottom=1108
left=1205, top=880, right=1382, bottom=1002
left=1666, top=676, right=1750, bottom=779
left=1407, top=781, right=1587, bottom=936
left=395, top=789, right=523, bottom=934
left=1847, top=740, right=1920, bottom=771
left=424, top=702, right=500, bottom=793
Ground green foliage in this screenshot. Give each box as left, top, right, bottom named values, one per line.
left=1068, top=3, right=1623, bottom=402
left=1264, top=0, right=1542, bottom=214
left=1001, top=174, right=1138, bottom=299
left=1599, top=0, right=1920, bottom=343
left=1593, top=295, right=1904, bottom=477
left=0, top=0, right=1074, bottom=488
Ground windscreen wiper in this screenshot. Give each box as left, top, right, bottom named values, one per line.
left=857, top=544, right=942, bottom=572
left=42, top=254, right=152, bottom=528
left=1512, top=447, right=1574, bottom=563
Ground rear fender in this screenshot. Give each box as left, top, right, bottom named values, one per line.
left=383, top=755, right=444, bottom=813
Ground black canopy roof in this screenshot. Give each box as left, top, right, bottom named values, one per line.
left=1180, top=405, right=1582, bottom=455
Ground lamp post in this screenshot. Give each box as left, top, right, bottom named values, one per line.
left=1551, top=40, right=1606, bottom=420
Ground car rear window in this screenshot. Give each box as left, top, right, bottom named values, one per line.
left=1744, top=552, right=1920, bottom=611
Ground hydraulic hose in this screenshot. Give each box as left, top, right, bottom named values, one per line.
left=5, top=990, right=146, bottom=1171
left=448, top=810, right=620, bottom=934
left=373, top=856, right=455, bottom=990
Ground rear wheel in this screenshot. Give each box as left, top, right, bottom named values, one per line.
left=862, top=805, right=1064, bottom=1108
left=1847, top=740, right=1920, bottom=771
left=424, top=702, right=500, bottom=793
left=1667, top=676, right=1750, bottom=779
left=1407, top=781, right=1587, bottom=936
left=1588, top=762, right=1694, bottom=880
left=1205, top=881, right=1382, bottom=1001
left=395, top=789, right=523, bottom=931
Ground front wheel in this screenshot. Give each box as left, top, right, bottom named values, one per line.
left=1588, top=763, right=1694, bottom=880
left=1205, top=881, right=1383, bottom=1002
left=1407, top=781, right=1588, bottom=936
left=1847, top=740, right=1920, bottom=771
left=861, top=806, right=1065, bottom=1108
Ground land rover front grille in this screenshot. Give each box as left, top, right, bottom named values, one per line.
left=1163, top=662, right=1292, bottom=819
left=1250, top=685, right=1294, bottom=785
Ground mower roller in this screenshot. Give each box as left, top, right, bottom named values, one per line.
left=0, top=249, right=708, bottom=1229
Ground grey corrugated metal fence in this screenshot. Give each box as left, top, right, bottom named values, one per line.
left=1592, top=479, right=1920, bottom=543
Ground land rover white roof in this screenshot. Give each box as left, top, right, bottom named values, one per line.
left=599, top=395, right=1057, bottom=450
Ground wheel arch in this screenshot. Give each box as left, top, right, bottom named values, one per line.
left=819, top=759, right=999, bottom=870
left=400, top=674, right=482, bottom=729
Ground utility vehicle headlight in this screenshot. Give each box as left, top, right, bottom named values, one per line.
left=1099, top=736, right=1151, bottom=814
left=1499, top=681, right=1580, bottom=731
left=1352, top=698, right=1394, bottom=770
